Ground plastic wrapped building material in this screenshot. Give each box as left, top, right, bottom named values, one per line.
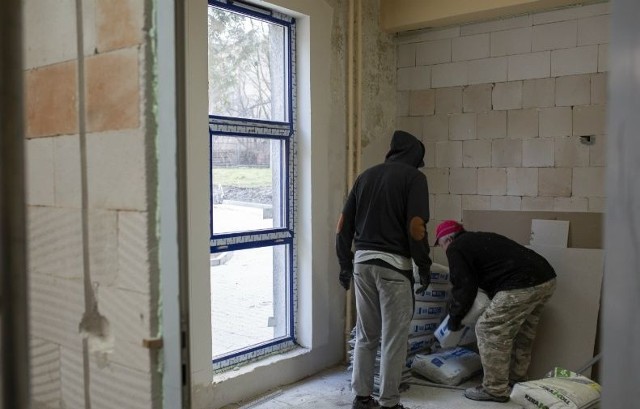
left=408, top=318, right=440, bottom=337
left=410, top=347, right=482, bottom=386
left=414, top=282, right=452, bottom=303
left=510, top=368, right=601, bottom=409
left=414, top=301, right=447, bottom=320
left=434, top=289, right=490, bottom=348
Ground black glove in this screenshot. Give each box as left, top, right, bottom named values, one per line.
left=448, top=318, right=463, bottom=332
left=339, top=269, right=353, bottom=290
left=414, top=269, right=431, bottom=296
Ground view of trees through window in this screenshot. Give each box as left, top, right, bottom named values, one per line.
left=207, top=5, right=286, bottom=121
left=207, top=0, right=295, bottom=370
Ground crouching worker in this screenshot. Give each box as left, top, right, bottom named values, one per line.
left=434, top=220, right=556, bottom=403
left=336, top=130, right=432, bottom=409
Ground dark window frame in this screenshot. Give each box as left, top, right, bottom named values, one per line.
left=207, top=0, right=297, bottom=371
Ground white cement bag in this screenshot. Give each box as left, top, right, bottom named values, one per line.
left=434, top=315, right=477, bottom=348
left=414, top=301, right=447, bottom=320
left=407, top=334, right=436, bottom=354
left=510, top=367, right=601, bottom=409
left=414, top=282, right=452, bottom=302
left=410, top=347, right=482, bottom=386
left=413, top=262, right=450, bottom=283
left=408, top=318, right=440, bottom=336
left=460, top=289, right=490, bottom=325
left=434, top=290, right=490, bottom=348
left=429, top=263, right=450, bottom=283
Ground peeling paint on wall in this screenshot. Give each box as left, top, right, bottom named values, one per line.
left=79, top=300, right=114, bottom=369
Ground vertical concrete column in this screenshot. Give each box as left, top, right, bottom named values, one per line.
left=602, top=0, right=640, bottom=406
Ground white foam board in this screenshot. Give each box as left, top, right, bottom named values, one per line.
left=530, top=219, right=570, bottom=247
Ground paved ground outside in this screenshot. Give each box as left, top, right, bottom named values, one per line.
left=210, top=203, right=279, bottom=359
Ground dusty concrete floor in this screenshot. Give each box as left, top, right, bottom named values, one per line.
left=222, top=365, right=525, bottom=409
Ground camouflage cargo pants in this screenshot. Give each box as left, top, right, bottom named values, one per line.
left=476, top=278, right=556, bottom=397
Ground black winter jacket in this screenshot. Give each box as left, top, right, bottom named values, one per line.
left=446, top=231, right=556, bottom=328
left=336, top=130, right=432, bottom=278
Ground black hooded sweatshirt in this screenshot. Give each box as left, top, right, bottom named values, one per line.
left=336, top=130, right=432, bottom=280
left=446, top=230, right=557, bottom=329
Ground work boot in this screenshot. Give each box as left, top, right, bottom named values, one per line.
left=352, top=395, right=379, bottom=409
left=464, top=385, right=510, bottom=402
left=509, top=378, right=527, bottom=387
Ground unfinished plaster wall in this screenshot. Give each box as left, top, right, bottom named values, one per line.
left=395, top=2, right=609, bottom=263
left=23, top=0, right=161, bottom=407
left=324, top=0, right=349, bottom=214
left=324, top=0, right=397, bottom=176
left=359, top=0, right=398, bottom=171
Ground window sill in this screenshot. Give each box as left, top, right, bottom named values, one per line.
left=212, top=346, right=310, bottom=384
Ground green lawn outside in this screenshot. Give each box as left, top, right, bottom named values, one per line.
left=212, top=167, right=272, bottom=188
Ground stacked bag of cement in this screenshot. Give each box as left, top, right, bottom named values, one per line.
left=347, top=263, right=453, bottom=395
left=347, top=327, right=434, bottom=395
left=410, top=346, right=483, bottom=386
left=410, top=262, right=451, bottom=352
left=510, top=367, right=601, bottom=409
left=409, top=264, right=489, bottom=386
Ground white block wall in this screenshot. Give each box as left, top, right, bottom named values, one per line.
left=23, top=0, right=158, bottom=407
left=396, top=2, right=609, bottom=250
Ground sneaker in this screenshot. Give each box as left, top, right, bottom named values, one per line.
left=464, top=385, right=510, bottom=403
left=352, top=396, right=379, bottom=409
left=381, top=405, right=407, bottom=409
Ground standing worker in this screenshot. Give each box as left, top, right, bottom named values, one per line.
left=336, top=130, right=432, bottom=409
left=434, top=220, right=557, bottom=403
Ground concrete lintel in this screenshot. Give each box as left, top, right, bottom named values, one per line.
left=380, top=0, right=603, bottom=33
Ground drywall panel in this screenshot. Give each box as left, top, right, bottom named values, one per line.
left=463, top=210, right=603, bottom=249
left=526, top=246, right=603, bottom=379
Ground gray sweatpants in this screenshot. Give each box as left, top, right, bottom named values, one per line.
left=351, top=263, right=414, bottom=407
left=476, top=278, right=557, bottom=397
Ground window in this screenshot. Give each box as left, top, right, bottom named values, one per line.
left=207, top=0, right=296, bottom=371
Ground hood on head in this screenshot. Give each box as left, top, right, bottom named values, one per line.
left=384, top=130, right=425, bottom=168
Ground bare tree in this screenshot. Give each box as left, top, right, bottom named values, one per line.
left=208, top=7, right=275, bottom=120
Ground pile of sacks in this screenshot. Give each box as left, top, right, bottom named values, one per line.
left=347, top=327, right=423, bottom=394
left=409, top=284, right=490, bottom=386
left=409, top=263, right=453, bottom=354
left=348, top=263, right=453, bottom=394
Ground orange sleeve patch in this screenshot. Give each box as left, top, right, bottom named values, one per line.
left=410, top=216, right=426, bottom=241
left=336, top=213, right=345, bottom=234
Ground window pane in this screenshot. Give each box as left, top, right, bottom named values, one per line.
left=212, top=135, right=285, bottom=234
left=211, top=245, right=289, bottom=359
left=208, top=6, right=287, bottom=121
